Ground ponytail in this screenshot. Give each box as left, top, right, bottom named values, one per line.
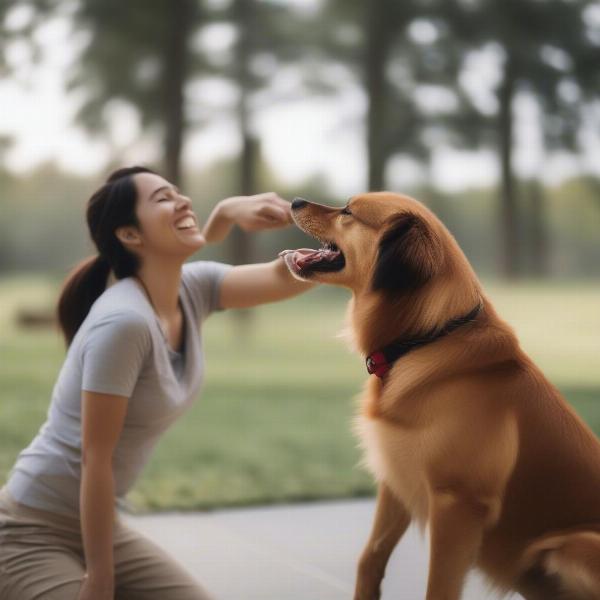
left=56, top=254, right=111, bottom=348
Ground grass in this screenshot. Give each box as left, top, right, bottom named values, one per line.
left=1, top=275, right=599, bottom=512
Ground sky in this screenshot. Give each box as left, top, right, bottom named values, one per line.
left=1, top=7, right=598, bottom=198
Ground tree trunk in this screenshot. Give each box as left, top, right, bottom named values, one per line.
left=231, top=133, right=258, bottom=267
left=232, top=0, right=257, bottom=269
left=498, top=58, right=519, bottom=279
left=163, top=0, right=193, bottom=186
left=528, top=178, right=549, bottom=277
left=232, top=0, right=257, bottom=336
left=365, top=0, right=391, bottom=191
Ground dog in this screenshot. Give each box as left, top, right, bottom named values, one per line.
left=280, top=192, right=600, bottom=600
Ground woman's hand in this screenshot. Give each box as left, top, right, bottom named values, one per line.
left=202, top=193, right=293, bottom=243
left=222, top=193, right=293, bottom=232
left=77, top=572, right=114, bottom=600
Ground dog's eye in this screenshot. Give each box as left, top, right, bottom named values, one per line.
left=340, top=206, right=352, bottom=216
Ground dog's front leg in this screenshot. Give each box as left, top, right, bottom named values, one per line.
left=354, top=483, right=411, bottom=600
left=425, top=490, right=494, bottom=600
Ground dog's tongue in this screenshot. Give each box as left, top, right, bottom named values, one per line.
left=279, top=248, right=340, bottom=270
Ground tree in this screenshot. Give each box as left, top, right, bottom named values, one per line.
left=318, top=0, right=483, bottom=193
left=205, top=0, right=317, bottom=265
left=0, top=1, right=60, bottom=74
left=67, top=0, right=203, bottom=185
left=320, top=0, right=423, bottom=191
left=0, top=0, right=65, bottom=166
left=443, top=0, right=600, bottom=277
left=0, top=0, right=206, bottom=186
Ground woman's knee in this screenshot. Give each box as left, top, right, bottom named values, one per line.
left=43, top=580, right=84, bottom=600
left=0, top=578, right=83, bottom=600
left=0, top=537, right=85, bottom=600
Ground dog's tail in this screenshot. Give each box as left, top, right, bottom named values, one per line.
left=520, top=529, right=600, bottom=599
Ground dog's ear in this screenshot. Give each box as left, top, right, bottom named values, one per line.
left=372, top=212, right=443, bottom=292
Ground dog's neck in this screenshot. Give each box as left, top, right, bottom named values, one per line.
left=350, top=282, right=482, bottom=358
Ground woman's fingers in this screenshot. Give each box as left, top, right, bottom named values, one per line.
left=233, top=193, right=295, bottom=231
left=240, top=213, right=290, bottom=232
left=257, top=218, right=287, bottom=230
left=253, top=193, right=293, bottom=222
left=257, top=203, right=289, bottom=223
left=254, top=192, right=286, bottom=204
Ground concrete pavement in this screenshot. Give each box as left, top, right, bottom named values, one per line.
left=124, top=499, right=522, bottom=600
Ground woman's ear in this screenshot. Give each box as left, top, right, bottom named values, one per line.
left=115, top=227, right=142, bottom=247
left=372, top=212, right=443, bottom=292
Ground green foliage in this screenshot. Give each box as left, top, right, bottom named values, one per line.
left=0, top=276, right=599, bottom=510
left=442, top=0, right=599, bottom=150
left=68, top=0, right=202, bottom=131
left=208, top=0, right=316, bottom=93
left=0, top=0, right=63, bottom=76
left=0, top=165, right=93, bottom=276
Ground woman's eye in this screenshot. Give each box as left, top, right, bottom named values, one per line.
left=340, top=206, right=352, bottom=215
left=158, top=197, right=169, bottom=202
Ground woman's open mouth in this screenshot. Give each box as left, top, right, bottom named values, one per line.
left=279, top=242, right=345, bottom=278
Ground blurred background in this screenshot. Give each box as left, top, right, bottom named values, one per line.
left=0, top=0, right=599, bottom=511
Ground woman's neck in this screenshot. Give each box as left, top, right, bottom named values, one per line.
left=134, top=258, right=183, bottom=318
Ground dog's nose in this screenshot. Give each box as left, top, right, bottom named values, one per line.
left=292, top=197, right=308, bottom=210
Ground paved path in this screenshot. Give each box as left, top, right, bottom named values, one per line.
left=124, top=499, right=522, bottom=600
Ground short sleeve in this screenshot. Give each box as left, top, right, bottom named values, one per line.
left=182, top=260, right=233, bottom=321
left=81, top=310, right=151, bottom=397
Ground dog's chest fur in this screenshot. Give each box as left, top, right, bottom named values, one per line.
left=355, top=372, right=519, bottom=533
left=356, top=412, right=432, bottom=525
left=354, top=375, right=437, bottom=525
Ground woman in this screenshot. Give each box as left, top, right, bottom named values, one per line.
left=0, top=166, right=315, bottom=600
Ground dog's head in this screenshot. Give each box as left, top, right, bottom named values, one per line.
left=282, top=192, right=453, bottom=295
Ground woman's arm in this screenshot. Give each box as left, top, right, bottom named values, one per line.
left=202, top=192, right=315, bottom=308
left=202, top=193, right=292, bottom=244
left=79, top=390, right=128, bottom=600
left=219, top=256, right=316, bottom=309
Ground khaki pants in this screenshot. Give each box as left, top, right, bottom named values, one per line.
left=0, top=487, right=213, bottom=600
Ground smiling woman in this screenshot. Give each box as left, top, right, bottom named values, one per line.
left=0, top=166, right=316, bottom=600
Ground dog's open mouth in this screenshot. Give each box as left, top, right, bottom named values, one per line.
left=279, top=242, right=345, bottom=278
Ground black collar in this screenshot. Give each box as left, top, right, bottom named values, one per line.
left=366, top=302, right=484, bottom=378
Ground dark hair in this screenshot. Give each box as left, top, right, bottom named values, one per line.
left=56, top=166, right=156, bottom=348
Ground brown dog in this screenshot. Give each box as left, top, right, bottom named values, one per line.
left=281, top=192, right=600, bottom=600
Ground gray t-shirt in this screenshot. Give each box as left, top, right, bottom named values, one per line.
left=6, top=260, right=232, bottom=516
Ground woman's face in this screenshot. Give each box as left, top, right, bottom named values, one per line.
left=117, top=172, right=206, bottom=260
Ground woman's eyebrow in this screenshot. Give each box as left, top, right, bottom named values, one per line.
left=149, top=185, right=177, bottom=201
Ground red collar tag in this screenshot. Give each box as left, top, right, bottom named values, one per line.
left=366, top=351, right=391, bottom=378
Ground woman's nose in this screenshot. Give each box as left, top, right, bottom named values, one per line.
left=176, top=194, right=192, bottom=209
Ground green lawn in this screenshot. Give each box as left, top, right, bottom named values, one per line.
left=1, top=275, right=599, bottom=512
